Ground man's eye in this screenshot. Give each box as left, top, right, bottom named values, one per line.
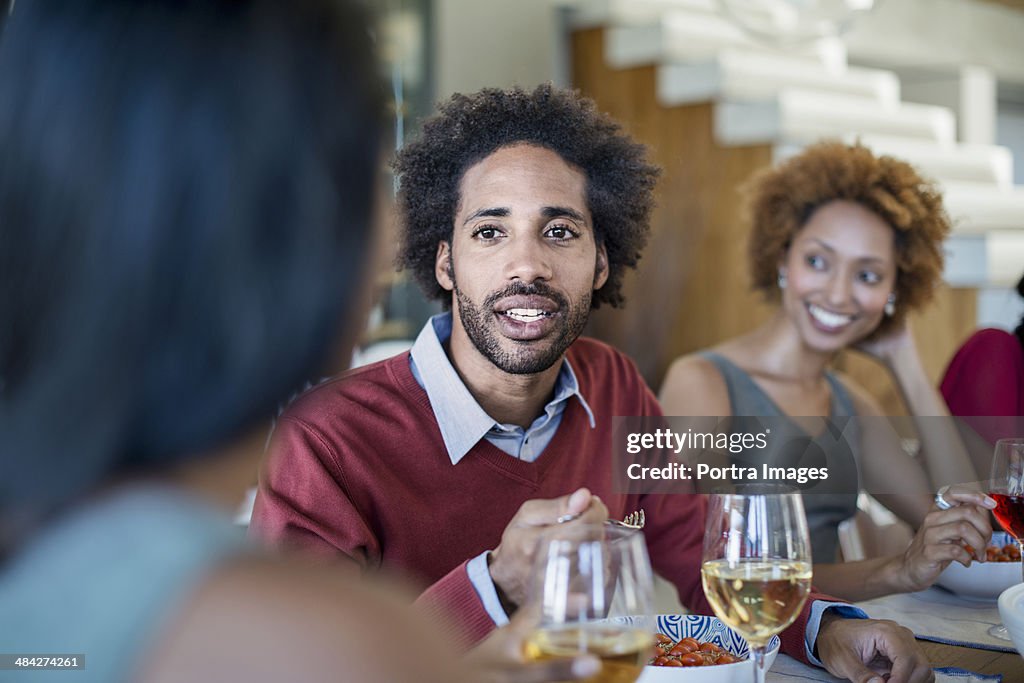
left=472, top=226, right=501, bottom=240
left=546, top=224, right=578, bottom=240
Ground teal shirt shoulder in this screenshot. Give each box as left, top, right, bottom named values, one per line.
left=0, top=486, right=248, bottom=683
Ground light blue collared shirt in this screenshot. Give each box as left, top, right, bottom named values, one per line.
left=408, top=313, right=595, bottom=465
left=406, top=313, right=866, bottom=658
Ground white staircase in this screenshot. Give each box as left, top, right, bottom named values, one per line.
left=657, top=50, right=900, bottom=107
left=560, top=0, right=1024, bottom=292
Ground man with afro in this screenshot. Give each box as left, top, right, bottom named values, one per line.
left=252, top=84, right=932, bottom=681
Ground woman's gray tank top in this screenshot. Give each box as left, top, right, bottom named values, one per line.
left=700, top=351, right=861, bottom=563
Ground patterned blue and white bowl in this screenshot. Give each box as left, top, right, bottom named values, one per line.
left=612, top=614, right=781, bottom=682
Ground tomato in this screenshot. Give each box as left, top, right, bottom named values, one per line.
left=679, top=637, right=700, bottom=652
left=662, top=658, right=683, bottom=667
left=699, top=641, right=723, bottom=653
left=716, top=653, right=739, bottom=664
left=655, top=633, right=673, bottom=646
left=669, top=640, right=698, bottom=656
left=652, top=656, right=670, bottom=666
left=679, top=652, right=704, bottom=667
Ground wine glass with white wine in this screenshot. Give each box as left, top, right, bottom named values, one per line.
left=701, top=486, right=812, bottom=683
left=524, top=523, right=655, bottom=683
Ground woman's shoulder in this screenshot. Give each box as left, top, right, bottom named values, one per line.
left=658, top=349, right=732, bottom=415
left=956, top=328, right=1021, bottom=360
left=138, top=555, right=464, bottom=683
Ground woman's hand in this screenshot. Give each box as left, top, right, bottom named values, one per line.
left=855, top=319, right=918, bottom=368
left=890, top=486, right=995, bottom=593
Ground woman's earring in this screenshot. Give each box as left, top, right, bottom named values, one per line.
left=884, top=293, right=896, bottom=316
left=777, top=269, right=787, bottom=290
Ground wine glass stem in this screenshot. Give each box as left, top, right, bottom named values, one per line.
left=1019, top=542, right=1024, bottom=582
left=750, top=644, right=767, bottom=683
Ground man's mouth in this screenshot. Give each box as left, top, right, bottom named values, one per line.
left=806, top=303, right=856, bottom=330
left=492, top=294, right=561, bottom=340
left=502, top=308, right=553, bottom=323
left=494, top=294, right=559, bottom=318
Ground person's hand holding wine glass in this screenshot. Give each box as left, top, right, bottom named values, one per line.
left=988, top=437, right=1024, bottom=640
left=990, top=438, right=1024, bottom=558
left=523, top=523, right=655, bottom=683
left=701, top=485, right=812, bottom=683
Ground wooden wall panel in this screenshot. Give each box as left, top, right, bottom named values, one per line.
left=572, top=28, right=774, bottom=386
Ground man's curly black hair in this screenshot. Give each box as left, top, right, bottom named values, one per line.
left=393, top=83, right=659, bottom=309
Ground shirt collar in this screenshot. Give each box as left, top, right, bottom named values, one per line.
left=409, top=312, right=595, bottom=465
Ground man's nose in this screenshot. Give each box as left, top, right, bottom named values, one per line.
left=502, top=235, right=553, bottom=283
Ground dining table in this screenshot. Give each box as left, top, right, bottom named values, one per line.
left=765, top=586, right=1022, bottom=681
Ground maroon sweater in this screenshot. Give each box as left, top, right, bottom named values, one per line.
left=251, top=338, right=817, bottom=660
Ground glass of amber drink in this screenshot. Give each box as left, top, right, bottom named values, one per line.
left=523, top=524, right=655, bottom=683
left=701, top=486, right=812, bottom=683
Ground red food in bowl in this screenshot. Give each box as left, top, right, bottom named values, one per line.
left=649, top=636, right=741, bottom=667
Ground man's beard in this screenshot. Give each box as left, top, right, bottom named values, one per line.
left=453, top=279, right=591, bottom=375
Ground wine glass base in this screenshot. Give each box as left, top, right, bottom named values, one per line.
left=988, top=624, right=1012, bottom=641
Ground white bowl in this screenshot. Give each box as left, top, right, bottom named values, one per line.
left=998, top=583, right=1024, bottom=655
left=935, top=532, right=1022, bottom=601
left=637, top=615, right=781, bottom=683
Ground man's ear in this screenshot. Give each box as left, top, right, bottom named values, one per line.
left=593, top=242, right=609, bottom=290
left=435, top=241, right=454, bottom=291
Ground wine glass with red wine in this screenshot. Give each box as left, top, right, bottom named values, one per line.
left=989, top=437, right=1024, bottom=640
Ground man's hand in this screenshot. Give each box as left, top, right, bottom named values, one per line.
left=463, top=606, right=601, bottom=683
left=816, top=614, right=933, bottom=683
left=489, top=488, right=608, bottom=610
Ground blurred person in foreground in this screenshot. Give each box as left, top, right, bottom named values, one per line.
left=659, top=142, right=992, bottom=602
left=253, top=85, right=935, bottom=682
left=0, top=2, right=598, bottom=682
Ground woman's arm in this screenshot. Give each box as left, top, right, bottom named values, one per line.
left=811, top=488, right=994, bottom=601
left=855, top=324, right=979, bottom=494
left=842, top=374, right=933, bottom=527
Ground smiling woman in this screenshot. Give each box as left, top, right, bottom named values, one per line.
left=658, top=141, right=988, bottom=603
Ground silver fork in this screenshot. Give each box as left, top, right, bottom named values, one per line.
left=615, top=509, right=645, bottom=529
left=555, top=508, right=645, bottom=529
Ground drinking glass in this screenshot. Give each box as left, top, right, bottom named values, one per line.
left=988, top=437, right=1024, bottom=640
left=524, top=524, right=655, bottom=683
left=701, top=486, right=812, bottom=683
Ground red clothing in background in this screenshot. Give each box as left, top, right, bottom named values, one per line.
left=940, top=329, right=1024, bottom=443
left=250, top=338, right=819, bottom=661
